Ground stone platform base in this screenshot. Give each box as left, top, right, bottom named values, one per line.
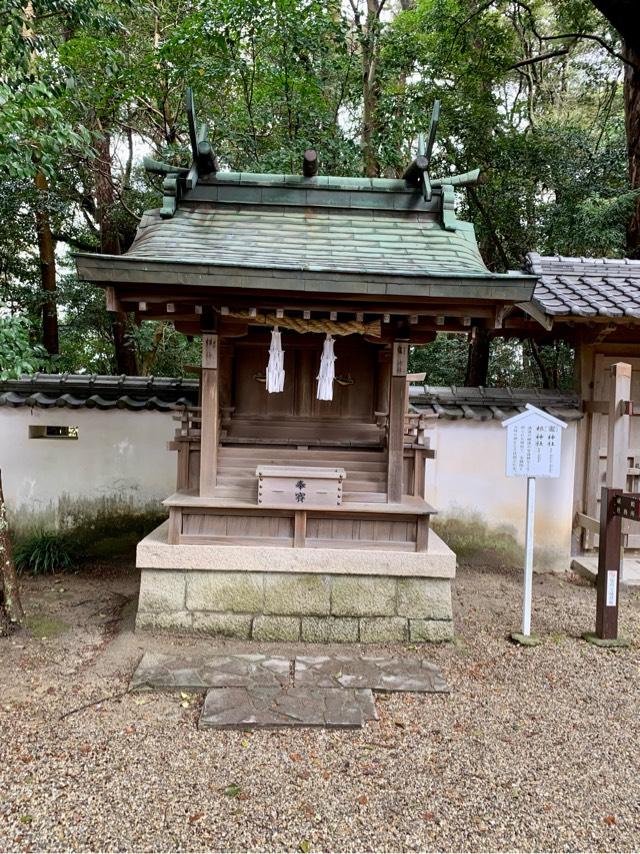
left=135, top=521, right=456, bottom=643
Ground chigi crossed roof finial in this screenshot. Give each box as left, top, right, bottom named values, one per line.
left=402, top=99, right=480, bottom=201
left=143, top=90, right=481, bottom=218
left=143, top=87, right=218, bottom=218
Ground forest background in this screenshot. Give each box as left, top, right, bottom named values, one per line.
left=1, top=0, right=638, bottom=388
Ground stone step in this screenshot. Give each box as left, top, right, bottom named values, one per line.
left=130, top=651, right=450, bottom=694
left=199, top=685, right=377, bottom=729
left=571, top=556, right=640, bottom=587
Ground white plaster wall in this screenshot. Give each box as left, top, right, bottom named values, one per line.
left=0, top=407, right=577, bottom=569
left=424, top=420, right=577, bottom=572
left=0, top=407, right=176, bottom=523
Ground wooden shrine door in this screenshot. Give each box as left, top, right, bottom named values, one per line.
left=584, top=354, right=640, bottom=548
left=226, top=334, right=381, bottom=447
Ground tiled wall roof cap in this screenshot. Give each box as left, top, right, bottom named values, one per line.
left=0, top=374, right=199, bottom=410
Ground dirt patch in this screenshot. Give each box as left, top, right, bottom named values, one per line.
left=0, top=559, right=639, bottom=852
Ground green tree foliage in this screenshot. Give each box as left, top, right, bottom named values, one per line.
left=0, top=0, right=635, bottom=384
left=410, top=336, right=575, bottom=389
left=0, top=315, right=45, bottom=380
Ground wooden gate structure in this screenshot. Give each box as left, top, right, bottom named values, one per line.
left=505, top=255, right=640, bottom=565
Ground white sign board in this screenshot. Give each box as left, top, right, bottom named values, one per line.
left=502, top=404, right=567, bottom=479
left=502, top=404, right=568, bottom=638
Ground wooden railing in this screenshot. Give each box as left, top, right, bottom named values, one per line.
left=173, top=407, right=201, bottom=439
left=404, top=410, right=434, bottom=449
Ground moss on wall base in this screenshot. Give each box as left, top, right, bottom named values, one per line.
left=10, top=495, right=167, bottom=562
left=433, top=512, right=571, bottom=573
left=433, top=514, right=521, bottom=568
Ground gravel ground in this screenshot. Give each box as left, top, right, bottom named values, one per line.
left=0, top=557, right=639, bottom=853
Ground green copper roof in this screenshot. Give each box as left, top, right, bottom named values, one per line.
left=75, top=89, right=536, bottom=304
left=75, top=169, right=535, bottom=305
left=126, top=194, right=488, bottom=278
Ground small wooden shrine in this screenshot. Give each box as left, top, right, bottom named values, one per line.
left=76, top=94, right=535, bottom=642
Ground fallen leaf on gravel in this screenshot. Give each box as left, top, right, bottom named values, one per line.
left=134, top=698, right=147, bottom=706
left=125, top=725, right=135, bottom=735
left=189, top=812, right=204, bottom=823
left=604, top=815, right=617, bottom=826
left=290, top=752, right=303, bottom=761
left=19, top=754, right=33, bottom=763
left=357, top=795, right=368, bottom=805
left=181, top=700, right=190, bottom=708
left=223, top=784, right=242, bottom=799
left=299, top=840, right=311, bottom=853
left=322, top=771, right=330, bottom=780
left=298, top=770, right=310, bottom=781
left=20, top=816, right=33, bottom=825
left=422, top=811, right=435, bottom=821
left=180, top=692, right=190, bottom=699
left=79, top=743, right=91, bottom=754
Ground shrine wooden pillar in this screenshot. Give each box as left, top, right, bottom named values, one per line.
left=199, top=330, right=220, bottom=497
left=387, top=340, right=409, bottom=503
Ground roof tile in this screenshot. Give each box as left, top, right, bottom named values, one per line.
left=526, top=253, right=640, bottom=320
left=409, top=385, right=581, bottom=421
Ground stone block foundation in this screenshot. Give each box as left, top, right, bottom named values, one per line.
left=135, top=522, right=456, bottom=643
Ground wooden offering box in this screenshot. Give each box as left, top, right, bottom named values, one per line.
left=256, top=466, right=345, bottom=507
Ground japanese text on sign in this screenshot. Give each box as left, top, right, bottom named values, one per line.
left=505, top=418, right=563, bottom=478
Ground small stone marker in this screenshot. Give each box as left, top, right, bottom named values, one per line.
left=502, top=404, right=567, bottom=641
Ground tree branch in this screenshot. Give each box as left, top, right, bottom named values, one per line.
left=51, top=231, right=98, bottom=252
left=509, top=47, right=570, bottom=69
left=541, top=32, right=638, bottom=70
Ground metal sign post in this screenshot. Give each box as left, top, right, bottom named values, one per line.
left=522, top=476, right=536, bottom=636
left=502, top=404, right=567, bottom=642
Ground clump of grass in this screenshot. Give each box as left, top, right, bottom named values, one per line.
left=14, top=530, right=78, bottom=575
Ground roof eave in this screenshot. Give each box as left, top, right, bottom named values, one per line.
left=75, top=253, right=536, bottom=305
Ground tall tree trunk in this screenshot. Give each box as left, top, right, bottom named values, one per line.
left=94, top=128, right=138, bottom=375
left=0, top=470, right=24, bottom=634
left=361, top=0, right=381, bottom=177
left=528, top=338, right=551, bottom=388
left=465, top=326, right=490, bottom=386
left=590, top=2, right=640, bottom=254
left=623, top=41, right=640, bottom=255
left=34, top=170, right=59, bottom=356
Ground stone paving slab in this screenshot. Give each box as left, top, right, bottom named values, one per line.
left=130, top=649, right=450, bottom=731
left=294, top=655, right=449, bottom=693
left=130, top=652, right=291, bottom=691
left=199, top=686, right=377, bottom=729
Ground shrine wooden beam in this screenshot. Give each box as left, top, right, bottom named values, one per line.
left=105, top=286, right=121, bottom=312
left=387, top=341, right=409, bottom=503
left=197, top=141, right=216, bottom=176
left=403, top=154, right=429, bottom=186
left=113, top=289, right=499, bottom=318
left=199, top=330, right=219, bottom=497
left=303, top=149, right=318, bottom=177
